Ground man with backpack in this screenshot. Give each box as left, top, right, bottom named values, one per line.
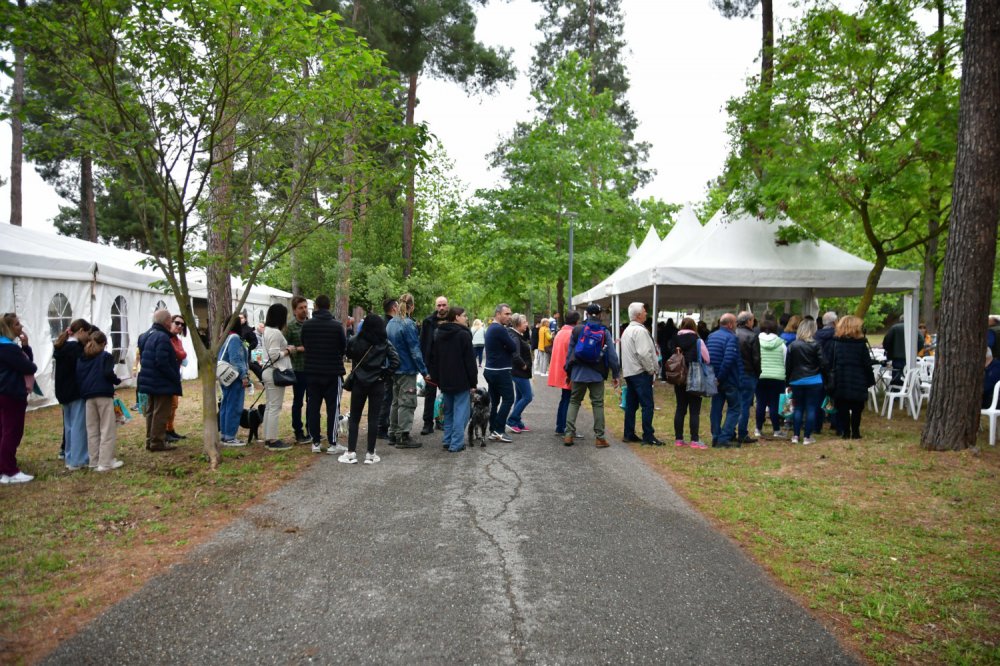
left=564, top=303, right=621, bottom=448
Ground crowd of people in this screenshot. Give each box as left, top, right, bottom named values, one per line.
left=1, top=301, right=998, bottom=484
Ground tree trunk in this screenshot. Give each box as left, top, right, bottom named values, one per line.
left=853, top=253, right=887, bottom=319
left=199, top=355, right=222, bottom=469
left=556, top=276, right=565, bottom=319
left=81, top=155, right=97, bottom=242
left=9, top=0, right=26, bottom=227
left=922, top=0, right=1000, bottom=451
left=760, top=0, right=773, bottom=91
left=402, top=71, right=418, bottom=278
left=335, top=145, right=355, bottom=322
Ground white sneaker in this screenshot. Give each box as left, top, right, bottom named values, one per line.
left=311, top=443, right=323, bottom=454
left=0, top=471, right=34, bottom=484
left=221, top=438, right=247, bottom=447
left=754, top=429, right=762, bottom=438
left=791, top=436, right=799, bottom=444
left=494, top=431, right=513, bottom=443
left=488, top=431, right=501, bottom=441
left=364, top=452, right=381, bottom=465
left=338, top=451, right=357, bottom=464
left=96, top=460, right=124, bottom=472
left=803, top=437, right=815, bottom=446
left=328, top=443, right=347, bottom=455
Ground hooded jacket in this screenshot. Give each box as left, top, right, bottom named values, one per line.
left=429, top=322, right=478, bottom=393
left=0, top=342, right=35, bottom=401
left=53, top=339, right=85, bottom=404
left=77, top=351, right=122, bottom=400
left=758, top=333, right=787, bottom=381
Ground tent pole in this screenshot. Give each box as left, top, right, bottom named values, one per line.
left=652, top=284, right=658, bottom=326
left=903, top=288, right=919, bottom=371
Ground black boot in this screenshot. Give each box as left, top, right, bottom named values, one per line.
left=419, top=423, right=434, bottom=436
left=397, top=433, right=422, bottom=449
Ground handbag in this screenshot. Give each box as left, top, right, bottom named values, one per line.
left=261, top=356, right=296, bottom=386
left=687, top=340, right=718, bottom=397
left=342, top=345, right=373, bottom=392
left=216, top=360, right=240, bottom=387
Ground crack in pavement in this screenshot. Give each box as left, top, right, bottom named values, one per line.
left=459, top=447, right=528, bottom=663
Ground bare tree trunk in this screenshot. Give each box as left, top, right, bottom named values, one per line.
left=335, top=140, right=355, bottom=322
left=81, top=155, right=97, bottom=242
left=760, top=0, right=773, bottom=90
left=922, top=0, right=1000, bottom=451
left=402, top=71, right=418, bottom=278
left=9, top=0, right=26, bottom=227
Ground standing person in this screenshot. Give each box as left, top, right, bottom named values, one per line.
left=429, top=307, right=478, bottom=452
left=829, top=315, right=875, bottom=440
left=261, top=303, right=293, bottom=451
left=218, top=315, right=249, bottom=447
left=987, top=316, right=1000, bottom=360
left=53, top=319, right=92, bottom=468
left=814, top=311, right=840, bottom=435
left=471, top=318, right=486, bottom=367
left=420, top=296, right=449, bottom=435
left=735, top=311, right=761, bottom=444
left=77, top=331, right=123, bottom=471
left=755, top=319, right=788, bottom=439
left=376, top=298, right=397, bottom=440
left=706, top=313, right=743, bottom=448
left=484, top=303, right=523, bottom=442
left=239, top=313, right=258, bottom=350
left=506, top=314, right=534, bottom=433
left=300, top=295, right=347, bottom=455
left=340, top=314, right=399, bottom=465
left=696, top=320, right=710, bottom=343
left=386, top=294, right=428, bottom=449
left=165, top=315, right=188, bottom=442
left=548, top=311, right=579, bottom=437
left=0, top=313, right=37, bottom=484
left=669, top=317, right=709, bottom=449
left=536, top=318, right=552, bottom=375
left=621, top=302, right=663, bottom=446
left=882, top=315, right=923, bottom=386
left=786, top=318, right=828, bottom=445
left=137, top=310, right=182, bottom=453
left=984, top=348, right=1000, bottom=408
left=285, top=296, right=312, bottom=444
left=781, top=315, right=801, bottom=345
left=564, top=303, right=621, bottom=447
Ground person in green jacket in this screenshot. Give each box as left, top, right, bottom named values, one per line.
left=755, top=319, right=788, bottom=439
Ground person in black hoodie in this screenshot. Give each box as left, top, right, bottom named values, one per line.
left=300, top=295, right=348, bottom=454
left=428, top=307, right=478, bottom=452
left=77, top=331, right=124, bottom=471
left=829, top=315, right=876, bottom=440
left=419, top=296, right=449, bottom=435
left=53, top=318, right=92, bottom=469
left=0, top=313, right=38, bottom=484
left=339, top=314, right=399, bottom=465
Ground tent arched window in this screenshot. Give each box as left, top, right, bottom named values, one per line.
left=110, top=295, right=130, bottom=364
left=155, top=299, right=167, bottom=312
left=47, top=293, right=72, bottom=341
left=257, top=310, right=265, bottom=324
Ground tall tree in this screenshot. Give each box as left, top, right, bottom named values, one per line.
left=7, top=0, right=27, bottom=226
left=921, top=0, right=1000, bottom=451
left=530, top=0, right=651, bottom=190
left=722, top=0, right=960, bottom=317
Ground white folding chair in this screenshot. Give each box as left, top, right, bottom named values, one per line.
left=883, top=368, right=919, bottom=420
left=982, top=381, right=1000, bottom=447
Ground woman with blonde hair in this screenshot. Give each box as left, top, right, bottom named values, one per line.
left=471, top=318, right=486, bottom=367
left=829, top=315, right=875, bottom=440
left=785, top=318, right=827, bottom=444
left=780, top=315, right=801, bottom=346
left=536, top=318, right=552, bottom=375
left=0, top=313, right=37, bottom=483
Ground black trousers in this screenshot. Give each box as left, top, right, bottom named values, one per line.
left=673, top=384, right=703, bottom=442
left=348, top=379, right=385, bottom=454
left=422, top=382, right=439, bottom=427
left=377, top=380, right=392, bottom=434
left=307, top=375, right=342, bottom=445
left=834, top=398, right=865, bottom=438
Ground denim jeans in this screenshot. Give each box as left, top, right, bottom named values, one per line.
left=220, top=380, right=245, bottom=439
left=507, top=376, right=534, bottom=428
left=790, top=383, right=825, bottom=438
left=442, top=390, right=471, bottom=451
left=710, top=381, right=740, bottom=445
left=737, top=375, right=758, bottom=440
left=624, top=373, right=656, bottom=441
left=62, top=399, right=89, bottom=467
left=555, top=388, right=571, bottom=434
left=484, top=369, right=515, bottom=434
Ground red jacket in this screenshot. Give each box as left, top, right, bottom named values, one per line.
left=170, top=335, right=187, bottom=366
left=547, top=325, right=574, bottom=390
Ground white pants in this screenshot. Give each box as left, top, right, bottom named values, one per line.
left=261, top=368, right=286, bottom=441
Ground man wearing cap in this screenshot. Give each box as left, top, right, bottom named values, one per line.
left=564, top=303, right=621, bottom=448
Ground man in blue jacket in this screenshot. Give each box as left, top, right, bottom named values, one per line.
left=484, top=303, right=524, bottom=442
left=706, top=313, right=743, bottom=448
left=137, top=309, right=182, bottom=452
left=564, top=303, right=621, bottom=448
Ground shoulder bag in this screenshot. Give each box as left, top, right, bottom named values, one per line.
left=342, top=345, right=373, bottom=392
left=216, top=335, right=240, bottom=387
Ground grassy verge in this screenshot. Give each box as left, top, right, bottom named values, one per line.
left=0, top=381, right=317, bottom=664
left=604, top=380, right=999, bottom=665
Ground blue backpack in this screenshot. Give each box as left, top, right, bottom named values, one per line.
left=574, top=321, right=607, bottom=364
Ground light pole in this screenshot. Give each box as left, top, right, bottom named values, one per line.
left=567, top=211, right=577, bottom=313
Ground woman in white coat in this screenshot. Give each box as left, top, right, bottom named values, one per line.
left=262, top=303, right=294, bottom=450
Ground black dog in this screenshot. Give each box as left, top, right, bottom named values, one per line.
left=218, top=401, right=265, bottom=444
left=467, top=387, right=491, bottom=448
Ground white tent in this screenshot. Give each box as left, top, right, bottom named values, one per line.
left=0, top=224, right=291, bottom=408
left=575, top=225, right=661, bottom=305
left=574, top=209, right=922, bottom=368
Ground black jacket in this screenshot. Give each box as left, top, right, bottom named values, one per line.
left=0, top=343, right=35, bottom=401
left=883, top=322, right=923, bottom=361
left=668, top=331, right=701, bottom=365
left=301, top=309, right=347, bottom=378
left=53, top=339, right=85, bottom=404
left=137, top=324, right=183, bottom=396
left=829, top=337, right=875, bottom=402
left=512, top=329, right=533, bottom=379
left=735, top=325, right=762, bottom=378
left=420, top=313, right=444, bottom=363
left=345, top=335, right=399, bottom=389
left=815, top=325, right=836, bottom=363
left=428, top=322, right=478, bottom=393
left=785, top=339, right=827, bottom=383
left=77, top=351, right=122, bottom=400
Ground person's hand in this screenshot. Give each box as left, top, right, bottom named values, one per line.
left=18, top=332, right=28, bottom=347
left=287, top=346, right=295, bottom=355
left=613, top=377, right=621, bottom=389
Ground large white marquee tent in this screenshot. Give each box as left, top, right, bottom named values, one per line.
left=0, top=224, right=292, bottom=408
left=574, top=208, right=923, bottom=367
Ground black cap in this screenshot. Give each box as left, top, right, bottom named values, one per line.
left=586, top=303, right=602, bottom=315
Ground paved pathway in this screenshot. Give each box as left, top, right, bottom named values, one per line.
left=45, top=373, right=858, bottom=665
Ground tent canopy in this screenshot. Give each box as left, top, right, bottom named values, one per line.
left=576, top=225, right=661, bottom=304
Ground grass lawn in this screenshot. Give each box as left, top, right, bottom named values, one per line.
left=604, top=380, right=999, bottom=665
left=0, top=380, right=318, bottom=664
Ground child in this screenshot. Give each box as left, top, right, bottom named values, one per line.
left=77, top=331, right=124, bottom=471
